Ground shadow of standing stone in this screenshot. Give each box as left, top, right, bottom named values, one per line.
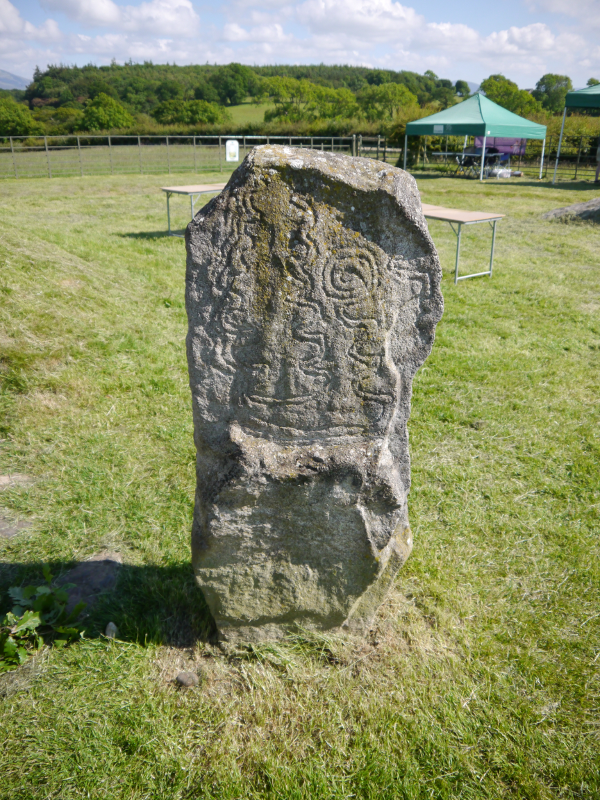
left=58, top=551, right=122, bottom=615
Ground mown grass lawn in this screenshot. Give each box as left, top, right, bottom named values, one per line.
left=0, top=167, right=599, bottom=800
left=228, top=102, right=273, bottom=126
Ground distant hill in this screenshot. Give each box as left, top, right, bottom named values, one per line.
left=0, top=69, right=29, bottom=90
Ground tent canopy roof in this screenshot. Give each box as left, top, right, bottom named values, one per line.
left=565, top=84, right=600, bottom=109
left=405, top=93, right=547, bottom=139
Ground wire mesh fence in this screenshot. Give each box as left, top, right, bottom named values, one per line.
left=0, top=134, right=366, bottom=180
left=2, top=132, right=596, bottom=181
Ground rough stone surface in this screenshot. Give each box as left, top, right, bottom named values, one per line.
left=176, top=671, right=199, bottom=688
left=105, top=622, right=118, bottom=639
left=185, top=145, right=443, bottom=643
left=543, top=196, right=600, bottom=223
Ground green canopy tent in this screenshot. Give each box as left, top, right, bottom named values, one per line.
left=404, top=93, right=547, bottom=181
left=552, top=84, right=600, bottom=183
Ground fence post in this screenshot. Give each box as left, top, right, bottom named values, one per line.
left=76, top=136, right=83, bottom=176
left=574, top=135, right=583, bottom=180
left=243, top=135, right=246, bottom=160
left=352, top=134, right=356, bottom=157
left=193, top=136, right=197, bottom=173
left=383, top=138, right=387, bottom=165
left=166, top=136, right=171, bottom=174
left=377, top=135, right=380, bottom=161
left=358, top=135, right=362, bottom=156
left=44, top=136, right=51, bottom=178
left=108, top=135, right=113, bottom=174
left=9, top=136, right=17, bottom=178
left=138, top=135, right=142, bottom=174
left=219, top=136, right=222, bottom=172
left=311, top=137, right=314, bottom=151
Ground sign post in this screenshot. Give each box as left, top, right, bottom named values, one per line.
left=225, top=140, right=240, bottom=163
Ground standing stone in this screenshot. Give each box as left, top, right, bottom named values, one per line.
left=185, top=146, right=443, bottom=643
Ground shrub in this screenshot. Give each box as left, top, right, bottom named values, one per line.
left=151, top=99, right=230, bottom=125
left=77, top=93, right=134, bottom=132
left=0, top=97, right=44, bottom=136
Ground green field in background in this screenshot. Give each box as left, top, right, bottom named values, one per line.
left=227, top=102, right=272, bottom=125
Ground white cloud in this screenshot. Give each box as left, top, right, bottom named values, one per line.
left=40, top=0, right=121, bottom=26
left=223, top=22, right=292, bottom=43
left=297, top=0, right=422, bottom=43
left=0, top=0, right=25, bottom=34
left=1, top=0, right=599, bottom=88
left=0, top=0, right=61, bottom=40
left=525, top=0, right=600, bottom=31
left=41, top=0, right=200, bottom=35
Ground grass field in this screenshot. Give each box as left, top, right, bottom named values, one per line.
left=0, top=168, right=599, bottom=799
left=228, top=102, right=273, bottom=126
left=0, top=135, right=353, bottom=180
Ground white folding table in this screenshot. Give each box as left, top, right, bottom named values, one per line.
left=161, top=183, right=227, bottom=237
left=421, top=203, right=505, bottom=283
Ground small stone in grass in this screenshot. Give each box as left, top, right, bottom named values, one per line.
left=105, top=622, right=118, bottom=639
left=176, top=671, right=199, bottom=688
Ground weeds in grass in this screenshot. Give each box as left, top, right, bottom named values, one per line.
left=0, top=565, right=85, bottom=672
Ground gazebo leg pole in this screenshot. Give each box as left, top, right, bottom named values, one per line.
left=403, top=135, right=408, bottom=171
left=539, top=138, right=546, bottom=180
left=479, top=136, right=487, bottom=181
left=553, top=108, right=566, bottom=184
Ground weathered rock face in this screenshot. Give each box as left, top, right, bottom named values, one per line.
left=542, top=196, right=600, bottom=224
left=185, top=145, right=443, bottom=643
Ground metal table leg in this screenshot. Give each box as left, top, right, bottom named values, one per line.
left=453, top=222, right=462, bottom=284
left=489, top=220, right=497, bottom=277
left=448, top=219, right=500, bottom=282
left=167, top=192, right=172, bottom=236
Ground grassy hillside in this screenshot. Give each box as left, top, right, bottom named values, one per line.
left=0, top=170, right=599, bottom=798
left=227, top=102, right=272, bottom=126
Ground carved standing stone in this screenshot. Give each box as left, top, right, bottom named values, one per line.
left=185, top=146, right=443, bottom=643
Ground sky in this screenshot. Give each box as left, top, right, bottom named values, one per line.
left=1, top=0, right=599, bottom=88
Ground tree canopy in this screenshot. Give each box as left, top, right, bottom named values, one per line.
left=532, top=74, right=573, bottom=114
left=77, top=93, right=134, bottom=132
left=479, top=75, right=542, bottom=116
left=151, top=99, right=230, bottom=125
left=0, top=62, right=582, bottom=138
left=0, top=96, right=42, bottom=136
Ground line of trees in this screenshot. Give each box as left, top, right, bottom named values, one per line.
left=0, top=62, right=470, bottom=136
left=0, top=62, right=598, bottom=139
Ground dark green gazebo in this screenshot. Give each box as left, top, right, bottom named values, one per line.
left=404, top=94, right=547, bottom=181
left=553, top=84, right=600, bottom=183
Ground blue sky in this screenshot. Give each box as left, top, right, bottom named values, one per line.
left=1, top=0, right=598, bottom=87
